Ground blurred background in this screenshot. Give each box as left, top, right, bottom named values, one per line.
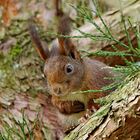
left=0, top=0, right=139, bottom=139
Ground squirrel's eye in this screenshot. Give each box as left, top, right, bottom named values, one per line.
left=65, top=64, right=74, bottom=74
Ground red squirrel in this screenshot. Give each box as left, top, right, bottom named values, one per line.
left=29, top=15, right=118, bottom=131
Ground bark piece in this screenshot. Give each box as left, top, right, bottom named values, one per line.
left=64, top=72, right=140, bottom=140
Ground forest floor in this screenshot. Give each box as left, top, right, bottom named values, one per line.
left=0, top=0, right=140, bottom=140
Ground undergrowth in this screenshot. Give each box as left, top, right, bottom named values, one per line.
left=0, top=113, right=37, bottom=140
left=71, top=0, right=140, bottom=94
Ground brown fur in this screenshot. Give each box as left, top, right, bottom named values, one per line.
left=29, top=15, right=117, bottom=130
left=44, top=56, right=115, bottom=130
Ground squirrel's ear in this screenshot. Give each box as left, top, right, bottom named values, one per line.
left=58, top=38, right=81, bottom=60
left=28, top=22, right=50, bottom=61
left=58, top=15, right=81, bottom=60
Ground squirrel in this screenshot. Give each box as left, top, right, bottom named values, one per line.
left=28, top=14, right=118, bottom=132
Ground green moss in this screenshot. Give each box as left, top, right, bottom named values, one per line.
left=8, top=43, right=23, bottom=60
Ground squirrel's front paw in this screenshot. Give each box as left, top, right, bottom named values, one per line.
left=58, top=100, right=85, bottom=114
left=72, top=101, right=85, bottom=113
left=79, top=107, right=97, bottom=123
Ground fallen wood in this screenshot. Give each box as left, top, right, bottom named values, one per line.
left=52, top=0, right=140, bottom=66
left=73, top=0, right=140, bottom=66
left=64, top=72, right=140, bottom=140
left=71, top=0, right=140, bottom=49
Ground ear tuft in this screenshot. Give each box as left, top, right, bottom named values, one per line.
left=28, top=20, right=50, bottom=60
left=57, top=15, right=81, bottom=60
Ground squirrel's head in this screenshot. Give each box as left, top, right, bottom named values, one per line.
left=29, top=23, right=85, bottom=96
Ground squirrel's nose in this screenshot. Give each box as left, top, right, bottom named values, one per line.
left=53, top=87, right=62, bottom=95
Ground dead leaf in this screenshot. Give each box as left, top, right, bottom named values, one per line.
left=0, top=0, right=18, bottom=26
